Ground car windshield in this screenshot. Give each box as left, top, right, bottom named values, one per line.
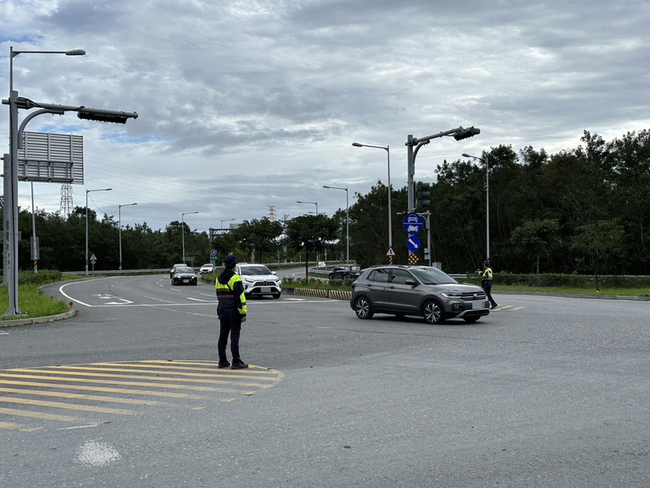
left=202, top=263, right=211, bottom=267
left=175, top=266, right=194, bottom=273
left=409, top=267, right=457, bottom=285
left=240, top=266, right=272, bottom=276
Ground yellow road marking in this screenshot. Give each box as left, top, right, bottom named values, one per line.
left=511, top=307, right=525, bottom=311
left=0, top=421, right=24, bottom=430
left=0, top=379, right=211, bottom=398
left=49, top=365, right=279, bottom=382
left=0, top=396, right=135, bottom=415
left=0, top=373, right=256, bottom=393
left=9, top=369, right=271, bottom=389
left=0, top=406, right=80, bottom=422
left=0, top=387, right=175, bottom=407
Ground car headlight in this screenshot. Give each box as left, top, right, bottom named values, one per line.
left=441, top=292, right=463, bottom=299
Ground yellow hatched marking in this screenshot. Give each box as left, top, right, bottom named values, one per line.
left=0, top=396, right=135, bottom=416
left=49, top=365, right=279, bottom=383
left=0, top=373, right=257, bottom=392
left=98, top=361, right=281, bottom=377
left=0, top=406, right=79, bottom=422
left=0, top=378, right=221, bottom=398
left=0, top=387, right=174, bottom=407
left=8, top=369, right=270, bottom=389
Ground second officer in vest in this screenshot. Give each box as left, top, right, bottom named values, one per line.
left=215, top=254, right=248, bottom=369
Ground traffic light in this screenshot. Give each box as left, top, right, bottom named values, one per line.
left=453, top=126, right=481, bottom=141
left=416, top=181, right=431, bottom=212
left=77, top=108, right=138, bottom=124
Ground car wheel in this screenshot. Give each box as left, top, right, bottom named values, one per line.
left=463, top=317, right=479, bottom=323
left=422, top=300, right=444, bottom=324
left=273, top=293, right=281, bottom=299
left=353, top=296, right=374, bottom=320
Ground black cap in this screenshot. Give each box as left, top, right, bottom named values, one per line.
left=224, top=255, right=237, bottom=268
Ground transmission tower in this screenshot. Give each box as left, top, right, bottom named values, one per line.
left=60, top=183, right=73, bottom=216
left=268, top=205, right=276, bottom=221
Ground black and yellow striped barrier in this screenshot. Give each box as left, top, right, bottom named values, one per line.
left=290, top=288, right=352, bottom=300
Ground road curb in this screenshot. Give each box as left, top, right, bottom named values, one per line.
left=0, top=308, right=77, bottom=328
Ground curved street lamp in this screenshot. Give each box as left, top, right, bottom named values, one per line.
left=353, top=142, right=392, bottom=261
left=463, top=153, right=490, bottom=260
left=85, top=188, right=112, bottom=275
left=4, top=46, right=85, bottom=314
left=182, top=211, right=199, bottom=263
left=118, top=203, right=137, bottom=270
left=296, top=200, right=318, bottom=215
left=323, top=185, right=349, bottom=263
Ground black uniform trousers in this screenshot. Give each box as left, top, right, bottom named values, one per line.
left=218, top=317, right=242, bottom=362
left=482, top=280, right=497, bottom=307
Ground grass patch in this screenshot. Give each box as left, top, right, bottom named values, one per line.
left=0, top=284, right=70, bottom=320
left=489, top=284, right=650, bottom=297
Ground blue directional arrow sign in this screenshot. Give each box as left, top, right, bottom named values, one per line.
left=403, top=213, right=423, bottom=235
left=407, top=235, right=421, bottom=253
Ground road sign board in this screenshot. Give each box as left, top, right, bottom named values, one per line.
left=210, top=250, right=217, bottom=256
left=407, top=236, right=421, bottom=253
left=386, top=246, right=396, bottom=257
left=403, top=213, right=423, bottom=235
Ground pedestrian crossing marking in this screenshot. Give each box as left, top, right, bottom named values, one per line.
left=0, top=360, right=284, bottom=433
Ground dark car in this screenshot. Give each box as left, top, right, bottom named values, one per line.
left=350, top=265, right=489, bottom=324
left=328, top=264, right=361, bottom=280
left=169, top=263, right=185, bottom=279
left=171, top=265, right=198, bottom=286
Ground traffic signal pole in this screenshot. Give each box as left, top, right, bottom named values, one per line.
left=405, top=126, right=480, bottom=262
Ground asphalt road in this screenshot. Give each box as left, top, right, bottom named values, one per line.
left=1, top=274, right=649, bottom=487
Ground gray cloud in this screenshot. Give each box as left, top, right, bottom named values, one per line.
left=2, top=0, right=649, bottom=233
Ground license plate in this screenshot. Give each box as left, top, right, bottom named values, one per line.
left=472, top=301, right=487, bottom=310
left=261, top=286, right=271, bottom=293
left=183, top=279, right=189, bottom=283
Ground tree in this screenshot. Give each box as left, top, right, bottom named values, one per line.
left=348, top=182, right=408, bottom=268
left=232, top=217, right=284, bottom=264
left=570, top=219, right=625, bottom=291
left=285, top=214, right=338, bottom=279
left=509, top=219, right=561, bottom=281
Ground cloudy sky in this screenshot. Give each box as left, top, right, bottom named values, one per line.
left=2, top=0, right=649, bottom=234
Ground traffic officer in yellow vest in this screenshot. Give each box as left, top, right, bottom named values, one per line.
left=479, top=260, right=498, bottom=309
left=215, top=254, right=248, bottom=369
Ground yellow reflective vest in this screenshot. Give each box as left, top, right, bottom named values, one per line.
left=215, top=271, right=247, bottom=319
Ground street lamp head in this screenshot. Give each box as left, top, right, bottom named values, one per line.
left=352, top=142, right=363, bottom=147
left=462, top=153, right=472, bottom=158
left=65, top=49, right=86, bottom=56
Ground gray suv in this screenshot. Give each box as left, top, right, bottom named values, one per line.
left=350, top=265, right=489, bottom=324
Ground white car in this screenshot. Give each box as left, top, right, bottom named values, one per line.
left=199, top=263, right=215, bottom=275
left=235, top=263, right=282, bottom=299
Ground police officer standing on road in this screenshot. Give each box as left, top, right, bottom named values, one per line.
left=478, top=260, right=498, bottom=309
left=215, top=255, right=248, bottom=369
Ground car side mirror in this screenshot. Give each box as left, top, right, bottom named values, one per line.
left=405, top=279, right=418, bottom=287
left=272, top=271, right=277, bottom=275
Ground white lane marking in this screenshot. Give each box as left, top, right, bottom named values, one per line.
left=186, top=297, right=216, bottom=303
left=59, top=282, right=93, bottom=308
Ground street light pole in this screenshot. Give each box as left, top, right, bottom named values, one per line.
left=296, top=201, right=318, bottom=215
left=352, top=142, right=392, bottom=262
left=221, top=218, right=235, bottom=228
left=118, top=203, right=137, bottom=270
left=4, top=46, right=85, bottom=315
left=323, top=185, right=349, bottom=263
left=86, top=188, right=112, bottom=275
left=463, top=153, right=490, bottom=260
left=182, top=211, right=199, bottom=263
